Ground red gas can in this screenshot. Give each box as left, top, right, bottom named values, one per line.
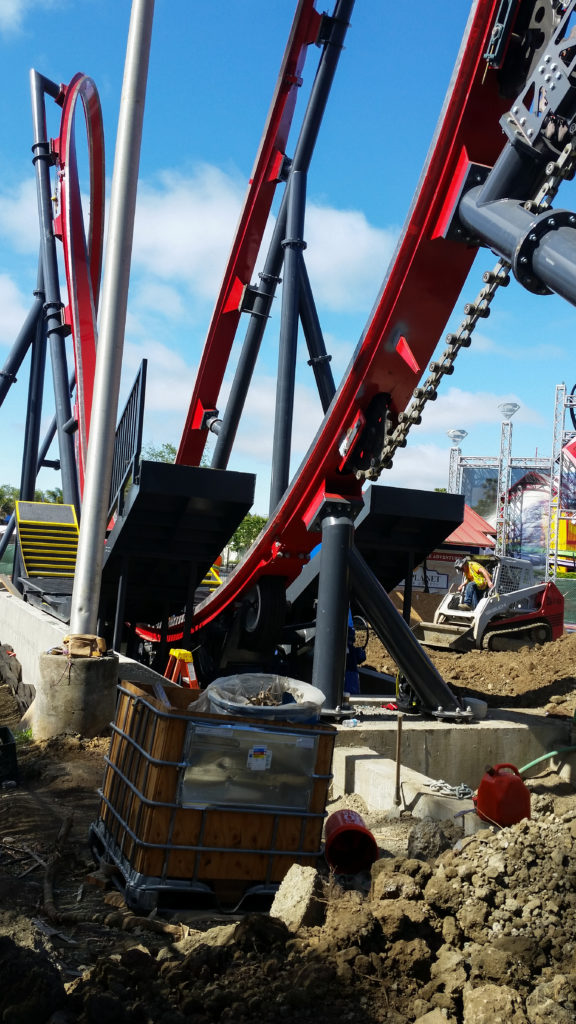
left=474, top=763, right=531, bottom=827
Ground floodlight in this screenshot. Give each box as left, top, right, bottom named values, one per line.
left=498, top=402, right=520, bottom=421
left=446, top=429, right=468, bottom=446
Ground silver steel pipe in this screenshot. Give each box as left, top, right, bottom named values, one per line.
left=70, top=0, right=155, bottom=634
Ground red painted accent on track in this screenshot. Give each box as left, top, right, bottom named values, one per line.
left=56, top=73, right=105, bottom=492
left=182, top=0, right=512, bottom=641
left=176, top=0, right=321, bottom=467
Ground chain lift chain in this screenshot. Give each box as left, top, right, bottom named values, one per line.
left=357, top=134, right=576, bottom=482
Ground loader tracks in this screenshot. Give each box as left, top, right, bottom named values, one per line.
left=481, top=620, right=553, bottom=651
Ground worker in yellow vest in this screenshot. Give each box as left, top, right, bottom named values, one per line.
left=455, top=557, right=492, bottom=610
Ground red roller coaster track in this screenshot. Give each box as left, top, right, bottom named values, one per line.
left=59, top=0, right=518, bottom=643
left=179, top=0, right=510, bottom=637
left=54, top=72, right=105, bottom=494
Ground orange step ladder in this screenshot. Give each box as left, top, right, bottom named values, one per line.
left=164, top=648, right=199, bottom=689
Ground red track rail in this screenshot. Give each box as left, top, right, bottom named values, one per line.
left=56, top=4, right=519, bottom=650
left=183, top=0, right=512, bottom=638
left=176, top=0, right=322, bottom=467
left=53, top=73, right=105, bottom=493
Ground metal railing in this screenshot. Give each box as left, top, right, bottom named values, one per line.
left=108, top=359, right=147, bottom=520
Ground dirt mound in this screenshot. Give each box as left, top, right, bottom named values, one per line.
left=365, top=628, right=576, bottom=715
left=1, top=633, right=576, bottom=1022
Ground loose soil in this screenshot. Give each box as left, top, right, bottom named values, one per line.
left=2, top=633, right=576, bottom=1023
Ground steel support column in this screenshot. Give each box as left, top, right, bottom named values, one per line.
left=19, top=290, right=48, bottom=502
left=211, top=0, right=354, bottom=478
left=495, top=420, right=513, bottom=556
left=311, top=504, right=355, bottom=711
left=70, top=0, right=154, bottom=634
left=0, top=289, right=43, bottom=409
left=270, top=170, right=307, bottom=512
left=349, top=548, right=467, bottom=718
left=299, top=258, right=335, bottom=414
left=448, top=446, right=461, bottom=493
left=30, top=70, right=80, bottom=513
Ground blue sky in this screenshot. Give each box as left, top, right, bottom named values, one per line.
left=0, top=0, right=574, bottom=514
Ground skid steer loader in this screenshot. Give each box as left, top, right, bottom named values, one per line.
left=413, top=556, right=564, bottom=652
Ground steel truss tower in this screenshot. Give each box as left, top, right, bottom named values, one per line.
left=449, top=455, right=550, bottom=496
left=545, top=384, right=576, bottom=581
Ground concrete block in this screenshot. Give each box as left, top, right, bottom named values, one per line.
left=331, top=745, right=381, bottom=797
left=30, top=650, right=119, bottom=739
left=464, top=813, right=492, bottom=837
left=270, top=864, right=324, bottom=931
left=335, top=702, right=573, bottom=790
left=0, top=592, right=65, bottom=693
left=355, top=756, right=475, bottom=821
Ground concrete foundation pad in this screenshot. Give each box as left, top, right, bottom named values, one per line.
left=331, top=745, right=382, bottom=797
left=353, top=755, right=475, bottom=821
left=0, top=591, right=68, bottom=695
left=30, top=651, right=119, bottom=740
left=334, top=700, right=576, bottom=791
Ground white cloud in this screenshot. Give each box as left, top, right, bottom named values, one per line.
left=305, top=205, right=398, bottom=312
left=0, top=0, right=59, bottom=32
left=226, top=375, right=324, bottom=463
left=132, top=165, right=398, bottom=318
left=0, top=274, right=33, bottom=346
left=378, top=442, right=452, bottom=491
left=419, top=387, right=544, bottom=433
left=0, top=179, right=39, bottom=252
left=122, top=338, right=197, bottom=414
left=133, top=166, right=245, bottom=301
left=132, top=280, right=186, bottom=321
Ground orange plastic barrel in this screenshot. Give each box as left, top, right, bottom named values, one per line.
left=474, top=763, right=531, bottom=826
left=324, top=809, right=379, bottom=874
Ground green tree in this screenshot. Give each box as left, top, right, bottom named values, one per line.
left=0, top=485, right=19, bottom=518
left=142, top=441, right=177, bottom=463
left=0, top=484, right=65, bottom=519
left=230, top=514, right=267, bottom=554
left=142, top=440, right=211, bottom=467
left=41, top=487, right=63, bottom=504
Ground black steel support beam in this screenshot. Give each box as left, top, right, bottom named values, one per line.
left=349, top=547, right=470, bottom=719
left=211, top=0, right=354, bottom=483
left=311, top=503, right=356, bottom=710
left=30, top=70, right=80, bottom=514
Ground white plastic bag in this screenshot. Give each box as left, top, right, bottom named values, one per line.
left=191, top=673, right=325, bottom=721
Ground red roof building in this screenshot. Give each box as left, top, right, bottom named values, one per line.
left=443, top=504, right=496, bottom=552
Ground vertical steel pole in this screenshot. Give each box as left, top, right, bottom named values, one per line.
left=211, top=0, right=354, bottom=475
left=311, top=506, right=355, bottom=710
left=30, top=71, right=80, bottom=512
left=70, top=0, right=155, bottom=634
left=210, top=210, right=287, bottom=470
left=269, top=170, right=307, bottom=512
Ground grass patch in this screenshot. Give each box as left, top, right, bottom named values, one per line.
left=14, top=727, right=33, bottom=745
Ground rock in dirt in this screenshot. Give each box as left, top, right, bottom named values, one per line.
left=407, top=818, right=463, bottom=860
left=270, top=863, right=325, bottom=931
